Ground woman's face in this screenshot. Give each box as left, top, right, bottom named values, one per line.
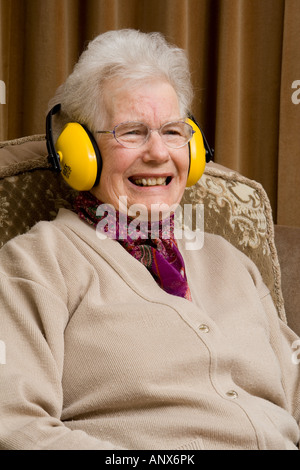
left=91, top=80, right=189, bottom=216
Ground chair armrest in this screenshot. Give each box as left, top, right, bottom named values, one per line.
left=274, top=224, right=300, bottom=336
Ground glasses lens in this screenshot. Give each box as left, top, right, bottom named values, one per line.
left=114, top=122, right=148, bottom=148
left=160, top=121, right=194, bottom=148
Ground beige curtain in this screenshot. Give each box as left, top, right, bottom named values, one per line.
left=0, top=0, right=299, bottom=227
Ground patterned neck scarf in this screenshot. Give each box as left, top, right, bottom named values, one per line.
left=73, top=191, right=191, bottom=301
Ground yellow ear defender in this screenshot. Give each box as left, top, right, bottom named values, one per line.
left=46, top=104, right=102, bottom=191
left=186, top=116, right=214, bottom=187
left=186, top=118, right=205, bottom=187
left=46, top=105, right=213, bottom=191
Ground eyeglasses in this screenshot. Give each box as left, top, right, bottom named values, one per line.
left=96, top=120, right=195, bottom=149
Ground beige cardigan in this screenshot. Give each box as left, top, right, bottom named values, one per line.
left=0, top=208, right=299, bottom=450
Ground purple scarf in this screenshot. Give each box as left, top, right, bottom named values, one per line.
left=73, top=192, right=191, bottom=301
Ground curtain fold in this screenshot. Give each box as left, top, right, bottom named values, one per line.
left=0, top=0, right=299, bottom=226
left=214, top=0, right=285, bottom=220
left=277, top=0, right=300, bottom=227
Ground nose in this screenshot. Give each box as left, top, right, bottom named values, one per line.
left=142, top=130, right=170, bottom=163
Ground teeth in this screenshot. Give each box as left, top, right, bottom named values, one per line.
left=133, top=177, right=167, bottom=186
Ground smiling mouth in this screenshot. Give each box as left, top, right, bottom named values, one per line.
left=130, top=176, right=172, bottom=187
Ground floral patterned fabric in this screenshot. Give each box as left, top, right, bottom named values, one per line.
left=0, top=135, right=285, bottom=322
left=181, top=166, right=285, bottom=322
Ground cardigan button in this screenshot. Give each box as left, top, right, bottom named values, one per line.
left=198, top=324, right=210, bottom=333
left=226, top=390, right=238, bottom=399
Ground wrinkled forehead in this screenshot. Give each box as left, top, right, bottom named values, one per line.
left=102, top=78, right=182, bottom=128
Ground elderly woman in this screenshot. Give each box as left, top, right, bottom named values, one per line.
left=0, top=29, right=299, bottom=451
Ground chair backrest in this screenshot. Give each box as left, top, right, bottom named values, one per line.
left=0, top=134, right=285, bottom=323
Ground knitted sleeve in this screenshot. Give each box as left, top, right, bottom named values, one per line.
left=0, top=226, right=123, bottom=450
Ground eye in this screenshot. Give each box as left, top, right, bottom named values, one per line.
left=162, top=123, right=185, bottom=137
left=164, top=129, right=181, bottom=136
left=117, top=123, right=147, bottom=138
left=124, top=129, right=143, bottom=136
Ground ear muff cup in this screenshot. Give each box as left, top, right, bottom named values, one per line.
left=55, top=122, right=102, bottom=191
left=186, top=118, right=206, bottom=187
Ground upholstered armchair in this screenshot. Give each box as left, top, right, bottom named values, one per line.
left=0, top=135, right=299, bottom=336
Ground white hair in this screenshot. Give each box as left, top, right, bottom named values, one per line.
left=49, top=29, right=193, bottom=137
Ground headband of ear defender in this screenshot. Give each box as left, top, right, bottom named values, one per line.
left=46, top=104, right=213, bottom=191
